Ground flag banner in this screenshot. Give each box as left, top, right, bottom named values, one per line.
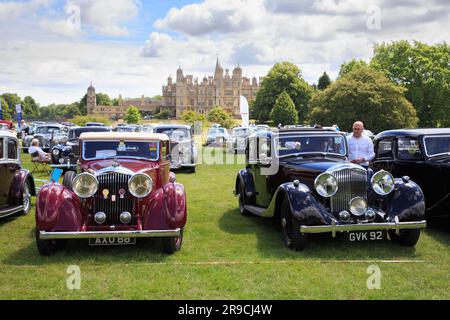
left=0, top=99, right=2, bottom=120
left=239, top=96, right=249, bottom=128
left=16, top=104, right=22, bottom=125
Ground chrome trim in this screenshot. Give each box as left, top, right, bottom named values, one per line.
left=329, top=165, right=367, bottom=214
left=39, top=229, right=181, bottom=239
left=0, top=205, right=24, bottom=218
left=300, top=220, right=426, bottom=237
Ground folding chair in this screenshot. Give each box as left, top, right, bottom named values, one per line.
left=30, top=151, right=50, bottom=173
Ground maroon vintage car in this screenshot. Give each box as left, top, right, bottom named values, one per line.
left=0, top=131, right=35, bottom=219
left=35, top=132, right=187, bottom=255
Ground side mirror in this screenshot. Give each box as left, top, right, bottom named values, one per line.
left=259, top=154, right=272, bottom=167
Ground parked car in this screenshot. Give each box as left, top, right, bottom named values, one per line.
left=372, top=128, right=450, bottom=217
left=227, top=126, right=250, bottom=154
left=0, top=120, right=15, bottom=134
left=153, top=124, right=197, bottom=172
left=0, top=131, right=35, bottom=219
left=22, top=124, right=68, bottom=151
left=206, top=126, right=229, bottom=146
left=35, top=132, right=187, bottom=255
left=28, top=121, right=45, bottom=135
left=115, top=125, right=143, bottom=132
left=50, top=126, right=111, bottom=172
left=235, top=127, right=426, bottom=250
left=143, top=124, right=154, bottom=133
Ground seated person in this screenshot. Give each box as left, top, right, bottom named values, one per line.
left=28, top=139, right=51, bottom=162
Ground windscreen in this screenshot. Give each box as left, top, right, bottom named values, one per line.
left=155, top=127, right=190, bottom=141
left=423, top=135, right=450, bottom=156
left=276, top=135, right=346, bottom=157
left=83, top=140, right=159, bottom=160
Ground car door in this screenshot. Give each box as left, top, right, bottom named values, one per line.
left=250, top=135, right=272, bottom=208
left=0, top=137, right=8, bottom=209
left=371, top=137, right=395, bottom=172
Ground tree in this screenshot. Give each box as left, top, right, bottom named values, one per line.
left=181, top=110, right=206, bottom=124
left=0, top=97, right=11, bottom=120
left=125, top=106, right=141, bottom=124
left=63, top=103, right=82, bottom=118
left=338, top=59, right=368, bottom=78
left=308, top=66, right=418, bottom=133
left=22, top=96, right=39, bottom=118
left=207, top=106, right=234, bottom=128
left=253, top=62, right=313, bottom=124
left=317, top=72, right=331, bottom=90
left=371, top=40, right=450, bottom=127
left=1, top=93, right=22, bottom=119
left=270, top=91, right=298, bottom=126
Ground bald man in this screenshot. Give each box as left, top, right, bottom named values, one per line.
left=346, top=121, right=375, bottom=166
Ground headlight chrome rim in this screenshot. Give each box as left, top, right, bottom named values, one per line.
left=348, top=197, right=368, bottom=216
left=72, top=173, right=99, bottom=198
left=314, top=172, right=338, bottom=198
left=371, top=170, right=395, bottom=195
left=128, top=173, right=153, bottom=198
left=52, top=149, right=60, bottom=156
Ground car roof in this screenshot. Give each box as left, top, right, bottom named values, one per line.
left=375, top=128, right=450, bottom=140
left=79, top=132, right=169, bottom=141
left=0, top=131, right=18, bottom=139
left=153, top=124, right=191, bottom=129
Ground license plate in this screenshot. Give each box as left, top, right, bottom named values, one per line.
left=348, top=231, right=385, bottom=242
left=89, top=237, right=136, bottom=246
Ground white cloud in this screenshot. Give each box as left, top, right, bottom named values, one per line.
left=0, top=0, right=51, bottom=20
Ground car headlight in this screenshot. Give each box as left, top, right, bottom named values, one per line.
left=349, top=197, right=368, bottom=216
left=314, top=172, right=338, bottom=197
left=128, top=173, right=153, bottom=198
left=72, top=173, right=99, bottom=198
left=52, top=149, right=60, bottom=156
left=371, top=170, right=395, bottom=195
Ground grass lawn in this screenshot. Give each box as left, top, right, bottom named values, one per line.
left=0, top=150, right=449, bottom=299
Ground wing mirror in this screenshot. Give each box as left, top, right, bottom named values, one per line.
left=259, top=153, right=272, bottom=167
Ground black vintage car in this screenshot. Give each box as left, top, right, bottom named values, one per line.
left=0, top=131, right=35, bottom=219
left=372, top=128, right=450, bottom=217
left=50, top=126, right=111, bottom=171
left=235, top=128, right=427, bottom=250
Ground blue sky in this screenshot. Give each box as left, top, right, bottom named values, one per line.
left=0, top=0, right=449, bottom=105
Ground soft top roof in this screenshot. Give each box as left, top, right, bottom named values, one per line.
left=79, top=132, right=169, bottom=141
left=0, top=131, right=18, bottom=139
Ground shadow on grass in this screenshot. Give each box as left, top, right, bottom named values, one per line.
left=2, top=237, right=173, bottom=266
left=0, top=214, right=21, bottom=227
left=425, top=217, right=450, bottom=246
left=218, top=208, right=422, bottom=261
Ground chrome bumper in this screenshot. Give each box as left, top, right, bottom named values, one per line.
left=39, top=228, right=181, bottom=240
left=300, top=219, right=427, bottom=238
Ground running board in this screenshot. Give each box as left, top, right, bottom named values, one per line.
left=244, top=205, right=266, bottom=216
left=0, top=205, right=24, bottom=218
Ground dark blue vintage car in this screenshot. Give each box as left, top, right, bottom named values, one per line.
left=235, top=127, right=427, bottom=250
left=372, top=128, right=450, bottom=218
left=50, top=126, right=110, bottom=171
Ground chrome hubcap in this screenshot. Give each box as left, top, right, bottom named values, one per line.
left=23, top=184, right=30, bottom=214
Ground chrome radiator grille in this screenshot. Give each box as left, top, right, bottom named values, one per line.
left=330, top=168, right=367, bottom=214
left=92, top=172, right=135, bottom=225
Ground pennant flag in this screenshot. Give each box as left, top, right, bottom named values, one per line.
left=239, top=96, right=249, bottom=128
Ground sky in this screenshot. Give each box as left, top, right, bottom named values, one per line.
left=0, top=0, right=449, bottom=106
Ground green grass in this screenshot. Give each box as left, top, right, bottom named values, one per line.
left=0, top=150, right=449, bottom=299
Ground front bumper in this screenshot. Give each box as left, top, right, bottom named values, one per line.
left=170, top=162, right=196, bottom=169
left=300, top=218, right=427, bottom=238
left=39, top=228, right=181, bottom=240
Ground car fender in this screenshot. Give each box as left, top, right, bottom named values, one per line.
left=266, top=182, right=335, bottom=225
left=142, top=183, right=187, bottom=230
left=35, top=183, right=84, bottom=231
left=8, top=169, right=36, bottom=206
left=236, top=169, right=255, bottom=200
left=383, top=178, right=425, bottom=221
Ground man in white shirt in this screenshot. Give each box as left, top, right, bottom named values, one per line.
left=346, top=121, right=375, bottom=166
left=28, top=139, right=51, bottom=162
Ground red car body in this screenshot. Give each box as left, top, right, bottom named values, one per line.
left=35, top=132, right=187, bottom=255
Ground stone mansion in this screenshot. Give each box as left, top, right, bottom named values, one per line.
left=87, top=60, right=261, bottom=119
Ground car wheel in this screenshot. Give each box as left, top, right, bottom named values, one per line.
left=238, top=183, right=251, bottom=216
left=21, top=181, right=31, bottom=215
left=35, top=228, right=67, bottom=256
left=62, top=171, right=75, bottom=191
left=189, top=166, right=196, bottom=173
left=162, top=229, right=183, bottom=254
left=388, top=229, right=421, bottom=247
left=281, top=198, right=307, bottom=251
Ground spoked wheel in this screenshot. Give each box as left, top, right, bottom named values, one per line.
left=280, top=198, right=307, bottom=251
left=238, top=183, right=251, bottom=216
left=162, top=229, right=183, bottom=254
left=21, top=181, right=31, bottom=215
left=388, top=229, right=421, bottom=247
left=35, top=228, right=67, bottom=256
